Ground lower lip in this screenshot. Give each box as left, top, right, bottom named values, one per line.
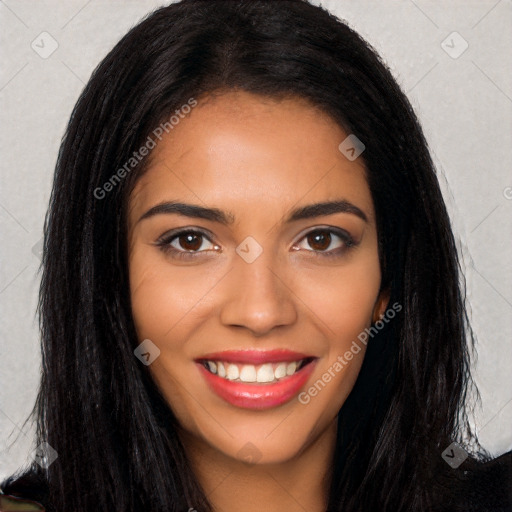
left=197, top=360, right=317, bottom=410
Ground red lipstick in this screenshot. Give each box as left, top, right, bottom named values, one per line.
left=196, top=350, right=317, bottom=410
left=199, top=349, right=312, bottom=365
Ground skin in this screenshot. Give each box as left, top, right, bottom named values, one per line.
left=127, top=90, right=388, bottom=512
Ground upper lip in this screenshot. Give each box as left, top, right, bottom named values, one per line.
left=196, top=349, right=315, bottom=365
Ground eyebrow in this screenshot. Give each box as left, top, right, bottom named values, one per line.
left=137, top=199, right=368, bottom=225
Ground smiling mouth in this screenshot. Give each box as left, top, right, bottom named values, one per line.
left=196, top=350, right=318, bottom=409
left=198, top=358, right=315, bottom=384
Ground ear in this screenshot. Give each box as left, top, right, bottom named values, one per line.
left=372, top=288, right=390, bottom=324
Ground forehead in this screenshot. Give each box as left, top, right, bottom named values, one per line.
left=129, top=91, right=374, bottom=225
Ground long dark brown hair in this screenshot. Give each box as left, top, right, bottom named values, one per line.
left=2, top=1, right=489, bottom=510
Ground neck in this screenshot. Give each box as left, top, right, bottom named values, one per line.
left=181, top=419, right=336, bottom=512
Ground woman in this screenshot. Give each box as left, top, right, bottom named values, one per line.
left=1, top=1, right=510, bottom=511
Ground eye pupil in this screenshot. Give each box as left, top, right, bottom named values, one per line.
left=179, top=233, right=202, bottom=251
left=308, top=231, right=331, bottom=251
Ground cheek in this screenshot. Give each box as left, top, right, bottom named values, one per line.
left=128, top=247, right=212, bottom=425
left=297, top=250, right=382, bottom=343
left=129, top=245, right=217, bottom=341
left=293, top=250, right=381, bottom=409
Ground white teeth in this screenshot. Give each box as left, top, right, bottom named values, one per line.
left=226, top=364, right=239, bottom=380
left=239, top=365, right=257, bottom=382
left=256, top=363, right=274, bottom=383
left=203, top=359, right=307, bottom=383
left=286, top=362, right=297, bottom=376
left=274, top=363, right=287, bottom=379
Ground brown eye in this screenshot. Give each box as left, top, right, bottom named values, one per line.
left=292, top=227, right=355, bottom=257
left=156, top=229, right=218, bottom=257
left=177, top=232, right=204, bottom=251
left=306, top=231, right=332, bottom=251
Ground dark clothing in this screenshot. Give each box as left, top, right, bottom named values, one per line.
left=434, top=450, right=512, bottom=511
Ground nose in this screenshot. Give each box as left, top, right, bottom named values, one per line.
left=219, top=252, right=298, bottom=336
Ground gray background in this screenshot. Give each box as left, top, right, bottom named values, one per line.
left=1, top=0, right=511, bottom=481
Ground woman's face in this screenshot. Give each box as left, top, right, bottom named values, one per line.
left=127, top=91, right=387, bottom=465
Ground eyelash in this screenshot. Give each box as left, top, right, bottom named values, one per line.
left=155, top=227, right=357, bottom=261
